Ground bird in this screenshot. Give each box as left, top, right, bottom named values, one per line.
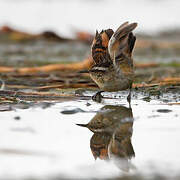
left=89, top=22, right=137, bottom=103
left=76, top=105, right=135, bottom=171
left=90, top=132, right=111, bottom=160
left=76, top=105, right=133, bottom=133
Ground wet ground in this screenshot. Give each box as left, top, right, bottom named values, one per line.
left=0, top=96, right=180, bottom=180
left=0, top=31, right=180, bottom=180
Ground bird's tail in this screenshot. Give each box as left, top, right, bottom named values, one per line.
left=91, top=29, right=114, bottom=64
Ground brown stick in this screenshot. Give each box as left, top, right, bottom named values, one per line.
left=133, top=81, right=180, bottom=88
left=0, top=61, right=161, bottom=74
left=162, top=77, right=180, bottom=82
left=132, top=83, right=159, bottom=88
left=135, top=63, right=159, bottom=68
left=0, top=57, right=94, bottom=74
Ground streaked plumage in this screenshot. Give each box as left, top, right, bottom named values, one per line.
left=76, top=105, right=135, bottom=171
left=89, top=22, right=137, bottom=103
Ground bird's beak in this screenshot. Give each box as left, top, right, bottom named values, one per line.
left=76, top=123, right=88, bottom=128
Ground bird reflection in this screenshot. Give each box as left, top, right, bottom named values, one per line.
left=77, top=105, right=135, bottom=171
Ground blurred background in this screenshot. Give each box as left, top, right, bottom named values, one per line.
left=0, top=0, right=180, bottom=67
left=0, top=0, right=180, bottom=37
left=0, top=1, right=180, bottom=180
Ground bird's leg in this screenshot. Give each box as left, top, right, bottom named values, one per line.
left=92, top=91, right=104, bottom=103
left=127, top=88, right=132, bottom=106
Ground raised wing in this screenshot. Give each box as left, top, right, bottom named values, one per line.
left=91, top=29, right=114, bottom=64
left=108, top=22, right=137, bottom=62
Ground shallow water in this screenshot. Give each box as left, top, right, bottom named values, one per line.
left=0, top=1, right=180, bottom=179
left=0, top=96, right=180, bottom=180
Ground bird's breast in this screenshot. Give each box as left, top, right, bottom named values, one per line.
left=90, top=69, right=133, bottom=92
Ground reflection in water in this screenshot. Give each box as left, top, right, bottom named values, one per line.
left=77, top=105, right=135, bottom=171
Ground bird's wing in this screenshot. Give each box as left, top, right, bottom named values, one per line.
left=91, top=29, right=114, bottom=65
left=108, top=22, right=137, bottom=62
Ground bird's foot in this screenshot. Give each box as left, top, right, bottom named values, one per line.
left=127, top=93, right=131, bottom=103
left=92, top=91, right=104, bottom=103
left=127, top=89, right=132, bottom=108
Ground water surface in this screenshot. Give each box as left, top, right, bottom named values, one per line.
left=0, top=97, right=180, bottom=180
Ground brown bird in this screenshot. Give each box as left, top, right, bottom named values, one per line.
left=76, top=105, right=135, bottom=171
left=89, top=22, right=137, bottom=103
left=76, top=105, right=133, bottom=133
left=90, top=132, right=111, bottom=160
left=108, top=118, right=135, bottom=172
